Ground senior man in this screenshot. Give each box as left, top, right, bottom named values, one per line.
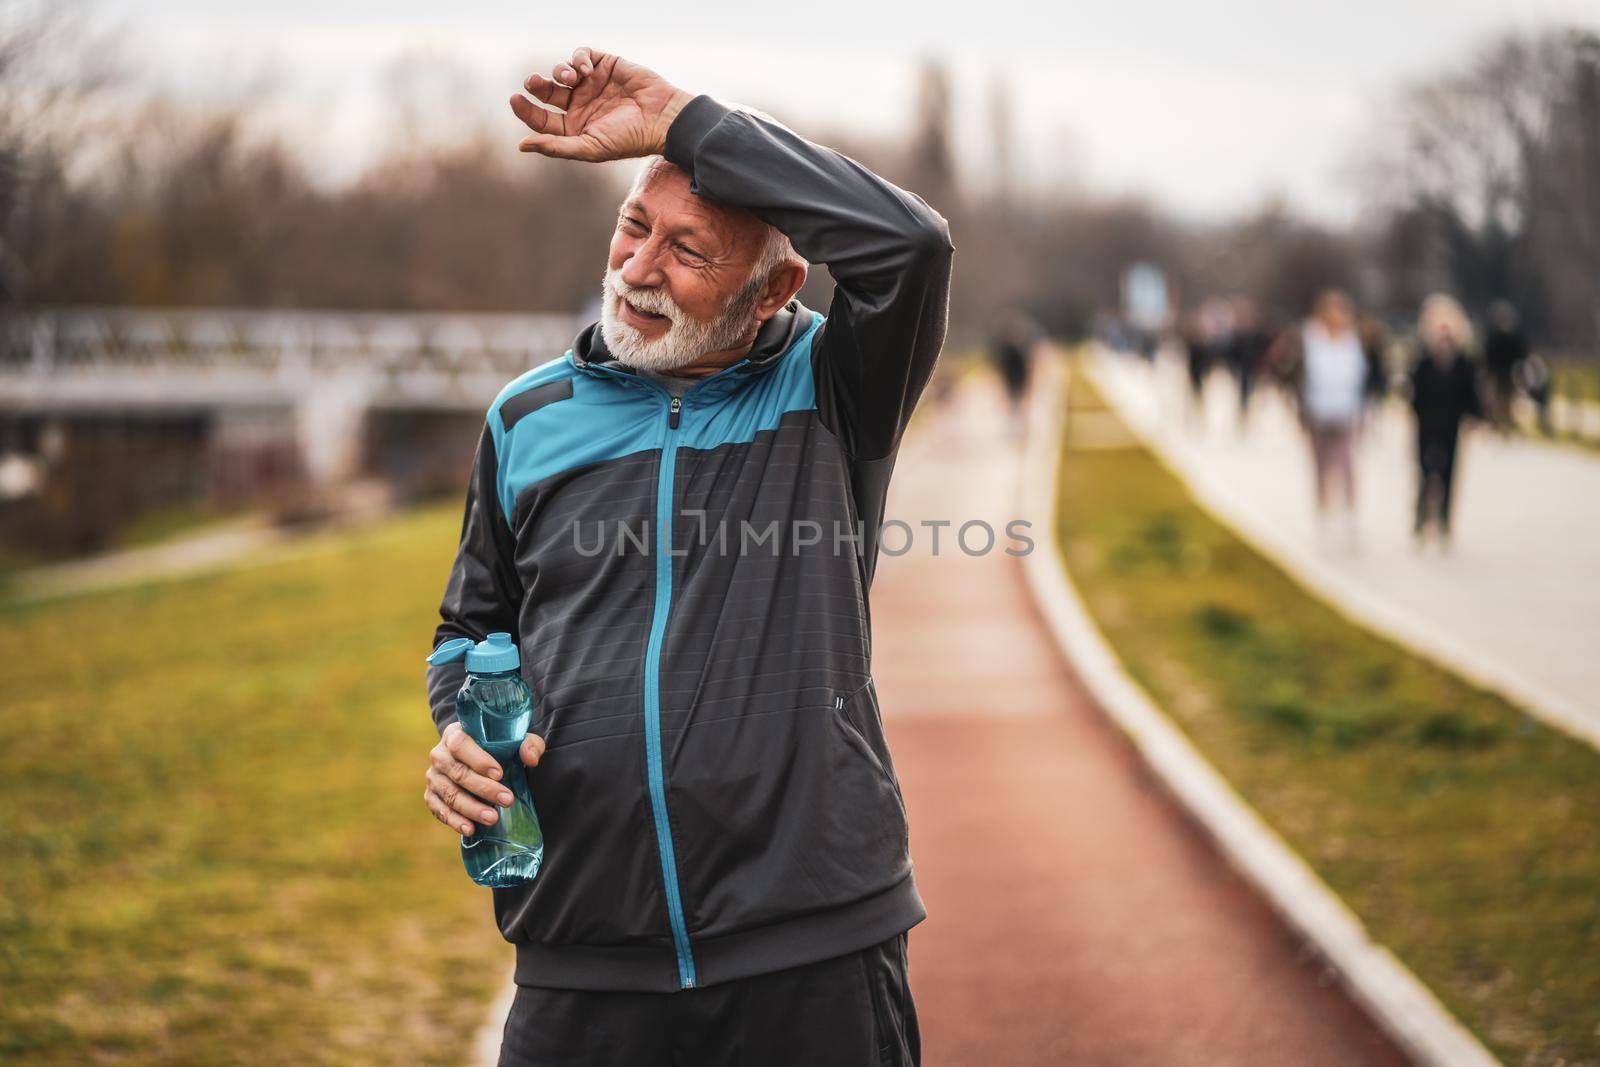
left=424, top=46, right=953, bottom=1066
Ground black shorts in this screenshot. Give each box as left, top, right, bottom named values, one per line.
left=497, top=933, right=919, bottom=1067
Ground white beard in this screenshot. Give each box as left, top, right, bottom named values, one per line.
left=598, top=265, right=762, bottom=372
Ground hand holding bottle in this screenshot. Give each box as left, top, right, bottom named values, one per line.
left=424, top=722, right=545, bottom=837
left=425, top=632, right=547, bottom=887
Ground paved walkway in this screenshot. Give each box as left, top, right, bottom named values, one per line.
left=870, top=377, right=1403, bottom=1065
left=1091, top=348, right=1600, bottom=749
left=4, top=482, right=392, bottom=605
left=4, top=515, right=284, bottom=603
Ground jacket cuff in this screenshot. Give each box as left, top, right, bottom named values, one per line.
left=664, top=94, right=735, bottom=178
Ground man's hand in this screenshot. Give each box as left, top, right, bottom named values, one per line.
left=424, top=722, right=546, bottom=837
left=510, top=46, right=694, bottom=162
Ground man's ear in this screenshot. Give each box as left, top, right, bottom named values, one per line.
left=755, top=260, right=808, bottom=322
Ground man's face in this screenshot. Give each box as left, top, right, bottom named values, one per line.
left=600, top=161, right=771, bottom=371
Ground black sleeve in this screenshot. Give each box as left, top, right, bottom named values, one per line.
left=1462, top=361, right=1486, bottom=420
left=1363, top=344, right=1387, bottom=399
left=664, top=95, right=955, bottom=461
left=425, top=420, right=523, bottom=736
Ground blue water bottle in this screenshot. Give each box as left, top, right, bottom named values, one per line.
left=426, top=632, right=544, bottom=888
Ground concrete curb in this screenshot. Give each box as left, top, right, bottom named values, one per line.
left=1018, top=352, right=1500, bottom=1067
left=471, top=967, right=516, bottom=1067
left=1086, top=347, right=1600, bottom=754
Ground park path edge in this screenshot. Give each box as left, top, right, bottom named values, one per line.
left=471, top=968, right=516, bottom=1067
left=1018, top=348, right=1500, bottom=1067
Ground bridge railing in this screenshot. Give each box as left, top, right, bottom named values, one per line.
left=0, top=307, right=582, bottom=407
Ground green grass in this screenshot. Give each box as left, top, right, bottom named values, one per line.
left=0, top=504, right=507, bottom=1066
left=1551, top=357, right=1600, bottom=406
left=1055, top=371, right=1600, bottom=1066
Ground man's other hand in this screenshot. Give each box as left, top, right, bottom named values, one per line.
left=510, top=46, right=694, bottom=162
left=424, top=722, right=546, bottom=837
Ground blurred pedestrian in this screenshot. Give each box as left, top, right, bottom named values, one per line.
left=1270, top=289, right=1382, bottom=553
left=1181, top=311, right=1203, bottom=396
left=1408, top=294, right=1484, bottom=547
left=1515, top=352, right=1554, bottom=435
left=1227, top=296, right=1271, bottom=429
left=1357, top=312, right=1391, bottom=411
left=1180, top=305, right=1221, bottom=428
left=987, top=309, right=1038, bottom=440
left=1483, top=300, right=1527, bottom=434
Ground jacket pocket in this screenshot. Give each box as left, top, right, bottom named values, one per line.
left=832, top=679, right=908, bottom=834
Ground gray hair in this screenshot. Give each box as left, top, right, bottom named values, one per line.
left=626, top=155, right=802, bottom=292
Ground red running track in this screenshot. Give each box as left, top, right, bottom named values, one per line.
left=869, top=378, right=1406, bottom=1066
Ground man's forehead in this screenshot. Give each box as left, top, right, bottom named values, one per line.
left=622, top=162, right=759, bottom=241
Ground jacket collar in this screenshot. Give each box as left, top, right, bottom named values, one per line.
left=569, top=299, right=815, bottom=382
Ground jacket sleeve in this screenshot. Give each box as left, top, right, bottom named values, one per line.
left=425, top=419, right=524, bottom=736
left=664, top=95, right=955, bottom=460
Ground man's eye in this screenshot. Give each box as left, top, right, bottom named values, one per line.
left=677, top=245, right=705, bottom=263
left=620, top=218, right=647, bottom=234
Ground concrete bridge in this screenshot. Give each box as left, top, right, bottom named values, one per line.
left=1, top=306, right=577, bottom=476
left=0, top=307, right=580, bottom=554
left=2, top=307, right=576, bottom=405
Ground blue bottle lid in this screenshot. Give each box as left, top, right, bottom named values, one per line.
left=426, top=631, right=521, bottom=674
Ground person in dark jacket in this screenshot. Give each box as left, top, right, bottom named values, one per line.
left=1226, top=296, right=1271, bottom=429
left=1179, top=308, right=1213, bottom=427
left=987, top=308, right=1037, bottom=438
left=1409, top=294, right=1483, bottom=545
left=421, top=46, right=952, bottom=1066
left=1483, top=300, right=1528, bottom=434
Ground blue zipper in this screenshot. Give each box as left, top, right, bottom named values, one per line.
left=643, top=390, right=697, bottom=988
left=581, top=358, right=769, bottom=990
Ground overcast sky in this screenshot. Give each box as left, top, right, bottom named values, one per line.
left=103, top=0, right=1598, bottom=223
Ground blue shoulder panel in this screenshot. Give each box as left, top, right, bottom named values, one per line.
left=493, top=358, right=660, bottom=523
left=492, top=314, right=826, bottom=525
left=488, top=355, right=574, bottom=444
left=677, top=314, right=823, bottom=452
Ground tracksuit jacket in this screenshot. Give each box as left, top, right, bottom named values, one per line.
left=425, top=93, right=954, bottom=994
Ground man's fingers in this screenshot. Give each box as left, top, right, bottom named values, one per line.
left=427, top=767, right=504, bottom=826
left=509, top=93, right=564, bottom=136
left=521, top=733, right=546, bottom=767
left=570, top=46, right=601, bottom=78
left=520, top=71, right=571, bottom=111
left=431, top=749, right=514, bottom=807
left=552, top=61, right=580, bottom=87
left=443, top=722, right=502, bottom=780
left=424, top=786, right=477, bottom=836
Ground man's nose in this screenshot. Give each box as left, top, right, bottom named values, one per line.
left=620, top=240, right=666, bottom=290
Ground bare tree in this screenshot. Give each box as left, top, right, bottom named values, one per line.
left=0, top=0, right=124, bottom=306
left=1359, top=25, right=1600, bottom=346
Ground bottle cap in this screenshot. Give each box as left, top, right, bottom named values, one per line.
left=426, top=631, right=521, bottom=674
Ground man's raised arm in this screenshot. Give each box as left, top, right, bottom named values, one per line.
left=661, top=96, right=954, bottom=460
left=510, top=46, right=955, bottom=461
